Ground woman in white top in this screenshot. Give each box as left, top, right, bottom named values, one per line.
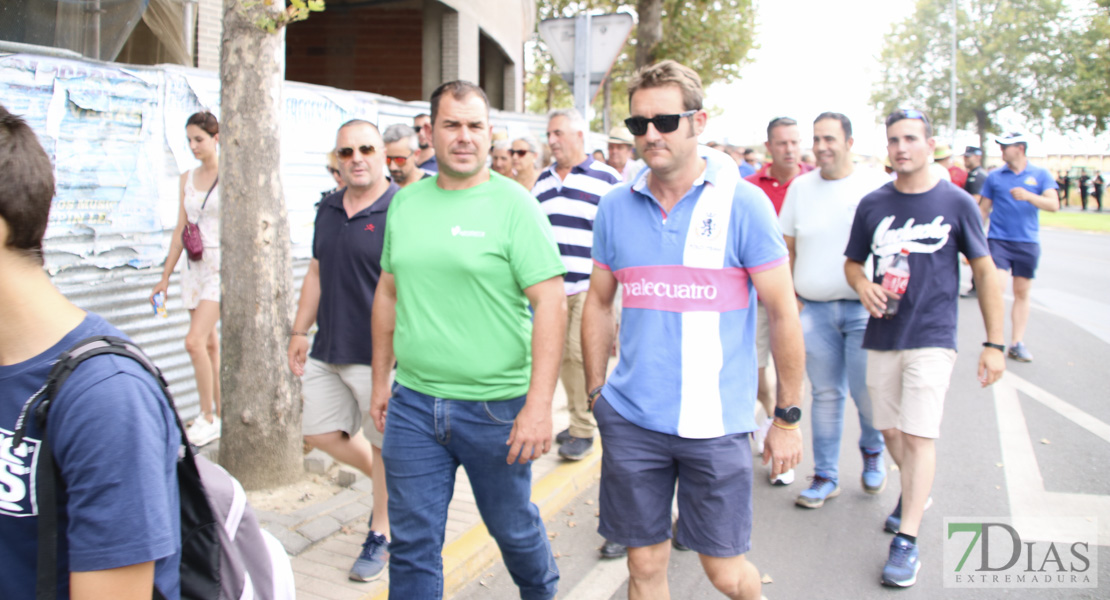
left=150, top=111, right=222, bottom=446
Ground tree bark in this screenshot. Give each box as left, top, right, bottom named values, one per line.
left=218, top=0, right=303, bottom=490
left=635, top=0, right=663, bottom=68
left=602, top=77, right=612, bottom=136
left=975, top=108, right=989, bottom=162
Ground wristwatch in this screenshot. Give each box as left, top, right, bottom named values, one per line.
left=774, top=405, right=802, bottom=424
left=982, top=342, right=1005, bottom=352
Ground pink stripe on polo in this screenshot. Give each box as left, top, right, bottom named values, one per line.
left=746, top=255, right=789, bottom=274
left=614, top=265, right=751, bottom=313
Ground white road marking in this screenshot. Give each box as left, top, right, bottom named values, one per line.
left=564, top=558, right=630, bottom=600
left=993, top=371, right=1110, bottom=546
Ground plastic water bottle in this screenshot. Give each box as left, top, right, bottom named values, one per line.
left=881, top=249, right=911, bottom=318
left=152, top=291, right=168, bottom=318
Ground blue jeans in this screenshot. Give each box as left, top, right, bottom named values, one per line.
left=800, top=299, right=884, bottom=483
left=382, top=384, right=559, bottom=599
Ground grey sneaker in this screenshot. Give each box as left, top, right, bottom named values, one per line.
left=555, top=428, right=572, bottom=445
left=558, top=436, right=594, bottom=460
left=795, top=475, right=840, bottom=509
left=349, top=531, right=389, bottom=582
left=1008, top=342, right=1033, bottom=362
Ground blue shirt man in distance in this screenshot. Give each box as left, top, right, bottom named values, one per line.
left=978, top=132, right=1059, bottom=362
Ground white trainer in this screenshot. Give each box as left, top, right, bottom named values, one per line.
left=186, top=415, right=221, bottom=447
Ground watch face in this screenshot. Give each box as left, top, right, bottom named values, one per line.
left=776, top=406, right=802, bottom=423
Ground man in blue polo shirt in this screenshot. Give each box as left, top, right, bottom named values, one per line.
left=978, top=132, right=1058, bottom=362
left=533, top=108, right=621, bottom=462
left=582, top=60, right=805, bottom=600
left=288, top=119, right=397, bottom=582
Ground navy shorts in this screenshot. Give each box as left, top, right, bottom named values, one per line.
left=593, top=396, right=754, bottom=557
left=989, top=239, right=1040, bottom=279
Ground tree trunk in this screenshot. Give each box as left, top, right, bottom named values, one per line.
left=635, top=0, right=663, bottom=68
left=218, top=0, right=303, bottom=490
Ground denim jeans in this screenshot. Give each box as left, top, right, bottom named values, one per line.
left=799, top=299, right=884, bottom=483
left=382, top=384, right=559, bottom=599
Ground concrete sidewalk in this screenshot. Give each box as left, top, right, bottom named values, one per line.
left=239, top=382, right=601, bottom=600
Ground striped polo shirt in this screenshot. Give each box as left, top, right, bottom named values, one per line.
left=533, top=157, right=621, bottom=295
left=592, top=147, right=788, bottom=438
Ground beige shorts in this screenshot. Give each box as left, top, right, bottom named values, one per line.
left=756, top=303, right=770, bottom=369
left=301, top=357, right=384, bottom=447
left=181, top=247, right=220, bottom=310
left=866, top=348, right=958, bottom=439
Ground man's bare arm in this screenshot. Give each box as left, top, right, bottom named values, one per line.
left=287, top=259, right=322, bottom=376
left=749, top=263, right=805, bottom=479
left=506, top=276, right=567, bottom=464
left=369, top=272, right=397, bottom=433
left=581, top=267, right=619, bottom=399
left=968, top=255, right=1006, bottom=386
left=71, top=562, right=155, bottom=600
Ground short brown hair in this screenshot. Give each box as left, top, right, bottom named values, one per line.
left=186, top=111, right=219, bottom=136
left=0, top=104, right=55, bottom=263
left=430, top=81, right=490, bottom=126
left=627, top=60, right=704, bottom=112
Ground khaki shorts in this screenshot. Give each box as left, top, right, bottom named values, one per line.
left=756, top=303, right=770, bottom=369
left=866, top=348, right=957, bottom=439
left=302, top=357, right=384, bottom=447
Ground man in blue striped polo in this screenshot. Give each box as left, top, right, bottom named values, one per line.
left=533, top=108, right=622, bottom=461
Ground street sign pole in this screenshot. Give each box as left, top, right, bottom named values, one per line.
left=573, top=13, right=592, bottom=120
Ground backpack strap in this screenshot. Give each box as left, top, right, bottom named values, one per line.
left=13, top=336, right=194, bottom=600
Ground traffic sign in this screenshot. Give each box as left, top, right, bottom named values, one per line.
left=538, top=13, right=635, bottom=116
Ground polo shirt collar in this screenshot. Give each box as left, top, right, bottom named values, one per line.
left=631, top=145, right=720, bottom=200
left=323, top=183, right=397, bottom=217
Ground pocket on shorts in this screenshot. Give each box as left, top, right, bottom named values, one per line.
left=482, top=396, right=526, bottom=424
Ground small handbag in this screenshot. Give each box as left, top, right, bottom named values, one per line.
left=183, top=176, right=218, bottom=262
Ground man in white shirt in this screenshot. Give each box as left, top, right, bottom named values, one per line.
left=779, top=112, right=890, bottom=510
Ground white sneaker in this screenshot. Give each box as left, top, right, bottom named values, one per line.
left=771, top=468, right=795, bottom=486
left=186, top=415, right=221, bottom=446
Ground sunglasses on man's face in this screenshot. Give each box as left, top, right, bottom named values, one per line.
left=385, top=155, right=412, bottom=166
left=510, top=149, right=531, bottom=157
left=336, top=145, right=376, bottom=159
left=624, top=110, right=698, bottom=136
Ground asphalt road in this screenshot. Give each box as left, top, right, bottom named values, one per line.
left=454, top=227, right=1110, bottom=599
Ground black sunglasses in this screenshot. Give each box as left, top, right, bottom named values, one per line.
left=510, top=149, right=531, bottom=157
left=336, top=145, right=376, bottom=159
left=624, top=110, right=698, bottom=136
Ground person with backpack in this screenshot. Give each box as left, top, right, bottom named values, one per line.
left=0, top=106, right=183, bottom=598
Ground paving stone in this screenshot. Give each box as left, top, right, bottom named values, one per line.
left=298, top=515, right=342, bottom=543
left=350, top=476, right=374, bottom=492
left=264, top=523, right=312, bottom=556
left=304, top=449, right=334, bottom=474
left=288, top=488, right=365, bottom=522
left=330, top=501, right=371, bottom=525
left=336, top=467, right=360, bottom=487
left=253, top=508, right=300, bottom=528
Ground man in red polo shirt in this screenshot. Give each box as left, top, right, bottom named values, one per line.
left=744, top=116, right=812, bottom=485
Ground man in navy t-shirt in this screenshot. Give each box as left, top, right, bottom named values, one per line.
left=0, top=105, right=181, bottom=599
left=844, top=108, right=1006, bottom=589
left=978, top=132, right=1059, bottom=363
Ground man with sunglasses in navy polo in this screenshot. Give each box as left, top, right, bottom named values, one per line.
left=289, top=119, right=398, bottom=583
left=582, top=60, right=805, bottom=600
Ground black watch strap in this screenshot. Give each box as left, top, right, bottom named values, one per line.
left=983, top=342, right=1005, bottom=352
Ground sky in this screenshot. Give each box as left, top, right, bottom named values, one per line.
left=700, top=0, right=1109, bottom=158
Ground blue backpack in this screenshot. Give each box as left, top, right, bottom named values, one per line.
left=13, top=336, right=295, bottom=600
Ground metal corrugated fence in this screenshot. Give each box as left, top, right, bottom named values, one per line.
left=55, top=258, right=311, bottom=421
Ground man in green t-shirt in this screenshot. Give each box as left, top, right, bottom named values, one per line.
left=370, top=81, right=568, bottom=599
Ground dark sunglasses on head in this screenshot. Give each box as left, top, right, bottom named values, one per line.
left=385, top=155, right=411, bottom=166
left=886, top=108, right=931, bottom=128
left=336, top=145, right=375, bottom=159
left=624, top=110, right=698, bottom=136
left=510, top=149, right=531, bottom=157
